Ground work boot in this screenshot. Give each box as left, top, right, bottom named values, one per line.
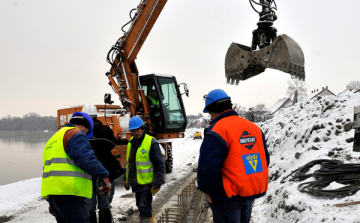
left=99, top=208, right=112, bottom=223
left=89, top=210, right=97, bottom=223
left=139, top=217, right=152, bottom=223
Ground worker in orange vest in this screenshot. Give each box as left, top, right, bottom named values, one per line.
left=197, top=89, right=270, bottom=223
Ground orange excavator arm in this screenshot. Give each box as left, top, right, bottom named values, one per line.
left=106, top=0, right=305, bottom=112
left=106, top=0, right=167, bottom=116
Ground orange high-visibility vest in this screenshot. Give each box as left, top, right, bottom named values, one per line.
left=211, top=115, right=268, bottom=198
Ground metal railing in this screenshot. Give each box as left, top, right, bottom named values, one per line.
left=157, top=178, right=207, bottom=223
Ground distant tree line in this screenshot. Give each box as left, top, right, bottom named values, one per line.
left=0, top=112, right=57, bottom=131
left=186, top=113, right=205, bottom=128
left=186, top=80, right=359, bottom=126
left=234, top=103, right=269, bottom=122
left=186, top=102, right=270, bottom=126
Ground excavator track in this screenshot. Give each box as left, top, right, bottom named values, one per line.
left=225, top=34, right=305, bottom=85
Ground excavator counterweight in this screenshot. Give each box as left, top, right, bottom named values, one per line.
left=225, top=34, right=305, bottom=85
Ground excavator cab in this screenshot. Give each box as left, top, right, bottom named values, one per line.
left=225, top=0, right=305, bottom=84
left=139, top=74, right=188, bottom=134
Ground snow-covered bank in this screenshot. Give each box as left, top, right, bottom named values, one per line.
left=252, top=91, right=360, bottom=223
left=0, top=129, right=203, bottom=222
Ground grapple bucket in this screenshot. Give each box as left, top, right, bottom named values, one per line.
left=225, top=34, right=305, bottom=85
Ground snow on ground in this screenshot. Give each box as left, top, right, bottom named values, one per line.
left=1, top=91, right=360, bottom=223
left=110, top=130, right=203, bottom=221
left=252, top=91, right=360, bottom=223
left=0, top=128, right=203, bottom=222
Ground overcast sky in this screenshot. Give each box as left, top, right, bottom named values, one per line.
left=1, top=0, right=359, bottom=118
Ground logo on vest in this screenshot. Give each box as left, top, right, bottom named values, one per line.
left=140, top=149, right=147, bottom=154
left=242, top=153, right=263, bottom=175
left=45, top=140, right=57, bottom=150
left=239, top=131, right=256, bottom=150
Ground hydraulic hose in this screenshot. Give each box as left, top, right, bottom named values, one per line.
left=281, top=159, right=360, bottom=198
left=280, top=159, right=342, bottom=183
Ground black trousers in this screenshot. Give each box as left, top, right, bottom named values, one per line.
left=135, top=190, right=153, bottom=218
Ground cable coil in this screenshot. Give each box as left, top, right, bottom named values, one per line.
left=281, top=159, right=360, bottom=198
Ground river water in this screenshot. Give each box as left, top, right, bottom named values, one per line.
left=0, top=131, right=56, bottom=186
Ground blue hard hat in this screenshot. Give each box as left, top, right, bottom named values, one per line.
left=71, top=112, right=94, bottom=139
left=203, top=89, right=231, bottom=113
left=129, top=116, right=145, bottom=130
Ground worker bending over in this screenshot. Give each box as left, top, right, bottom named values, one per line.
left=41, top=112, right=111, bottom=223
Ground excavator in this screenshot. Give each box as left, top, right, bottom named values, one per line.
left=57, top=0, right=305, bottom=174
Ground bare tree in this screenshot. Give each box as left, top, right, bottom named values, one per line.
left=346, top=80, right=360, bottom=91
left=233, top=103, right=247, bottom=118
left=286, top=79, right=307, bottom=100
left=253, top=103, right=268, bottom=122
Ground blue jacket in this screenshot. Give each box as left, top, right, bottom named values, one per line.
left=64, top=123, right=109, bottom=179
left=197, top=110, right=270, bottom=201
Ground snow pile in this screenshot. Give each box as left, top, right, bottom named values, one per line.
left=252, top=91, right=360, bottom=223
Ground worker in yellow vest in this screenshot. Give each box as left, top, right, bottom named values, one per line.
left=41, top=112, right=111, bottom=223
left=124, top=116, right=165, bottom=223
left=147, top=89, right=160, bottom=108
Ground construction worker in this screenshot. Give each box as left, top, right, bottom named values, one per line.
left=82, top=104, right=125, bottom=223
left=248, top=108, right=255, bottom=122
left=197, top=89, right=270, bottom=223
left=147, top=89, right=165, bottom=131
left=147, top=89, right=160, bottom=108
left=41, top=112, right=111, bottom=223
left=124, top=116, right=165, bottom=223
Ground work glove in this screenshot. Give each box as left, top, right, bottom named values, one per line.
left=98, top=177, right=111, bottom=198
left=151, top=187, right=160, bottom=196
left=124, top=181, right=130, bottom=190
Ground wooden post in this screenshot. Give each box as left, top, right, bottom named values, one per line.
left=334, top=201, right=360, bottom=207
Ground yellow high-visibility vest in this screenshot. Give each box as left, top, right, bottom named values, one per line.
left=41, top=127, right=92, bottom=199
left=148, top=96, right=159, bottom=105
left=126, top=134, right=155, bottom=185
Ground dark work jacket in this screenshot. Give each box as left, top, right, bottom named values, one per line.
left=197, top=110, right=270, bottom=202
left=125, top=133, right=165, bottom=193
left=93, top=118, right=117, bottom=143
left=89, top=119, right=124, bottom=181
left=63, top=123, right=109, bottom=179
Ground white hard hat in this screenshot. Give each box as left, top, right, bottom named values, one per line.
left=82, top=104, right=97, bottom=117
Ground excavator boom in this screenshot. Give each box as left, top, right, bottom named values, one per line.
left=56, top=0, right=306, bottom=176
left=106, top=0, right=167, bottom=116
